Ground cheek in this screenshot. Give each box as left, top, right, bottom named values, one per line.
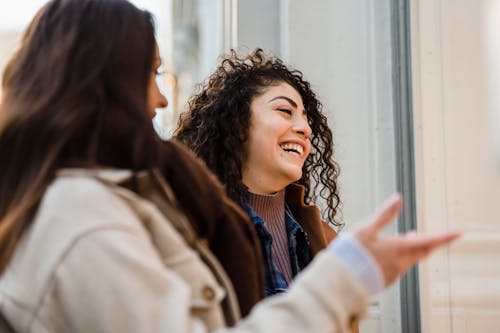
left=305, top=142, right=312, bottom=157
left=301, top=141, right=313, bottom=163
left=146, top=84, right=153, bottom=107
left=246, top=136, right=266, bottom=160
left=245, top=134, right=275, bottom=169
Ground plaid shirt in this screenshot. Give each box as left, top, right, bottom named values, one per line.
left=242, top=197, right=312, bottom=296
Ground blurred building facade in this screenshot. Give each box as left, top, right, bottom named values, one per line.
left=412, top=0, right=500, bottom=331
left=0, top=30, right=22, bottom=100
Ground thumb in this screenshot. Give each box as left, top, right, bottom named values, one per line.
left=369, top=194, right=403, bottom=235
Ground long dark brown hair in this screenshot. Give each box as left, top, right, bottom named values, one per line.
left=175, top=49, right=342, bottom=228
left=0, top=0, right=158, bottom=273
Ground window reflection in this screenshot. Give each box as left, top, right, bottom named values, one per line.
left=158, top=0, right=224, bottom=138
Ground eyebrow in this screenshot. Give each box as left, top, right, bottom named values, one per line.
left=268, top=96, right=298, bottom=108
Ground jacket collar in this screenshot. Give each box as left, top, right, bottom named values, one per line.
left=57, top=168, right=134, bottom=184
left=285, top=183, right=337, bottom=255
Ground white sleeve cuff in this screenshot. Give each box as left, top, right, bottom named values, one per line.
left=327, top=233, right=384, bottom=295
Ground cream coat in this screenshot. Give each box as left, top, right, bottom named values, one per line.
left=0, top=169, right=368, bottom=333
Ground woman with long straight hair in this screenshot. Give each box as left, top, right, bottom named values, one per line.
left=0, top=1, right=460, bottom=332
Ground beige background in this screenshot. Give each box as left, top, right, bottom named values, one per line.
left=412, top=0, right=500, bottom=331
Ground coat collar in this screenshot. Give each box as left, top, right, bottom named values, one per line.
left=285, top=183, right=337, bottom=255
left=57, top=168, right=134, bottom=184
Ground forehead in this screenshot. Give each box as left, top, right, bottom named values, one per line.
left=257, top=82, right=303, bottom=105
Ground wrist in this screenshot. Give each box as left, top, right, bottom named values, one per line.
left=328, top=233, right=384, bottom=295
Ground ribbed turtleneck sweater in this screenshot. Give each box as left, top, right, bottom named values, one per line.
left=247, top=190, right=293, bottom=283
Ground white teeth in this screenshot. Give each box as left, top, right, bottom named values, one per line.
left=280, top=143, right=304, bottom=156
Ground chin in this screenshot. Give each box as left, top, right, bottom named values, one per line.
left=278, top=163, right=304, bottom=185
left=286, top=170, right=303, bottom=184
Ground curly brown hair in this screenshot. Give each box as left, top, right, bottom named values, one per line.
left=175, top=48, right=342, bottom=228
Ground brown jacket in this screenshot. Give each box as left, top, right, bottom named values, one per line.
left=285, top=183, right=337, bottom=255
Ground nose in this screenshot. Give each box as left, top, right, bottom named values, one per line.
left=157, top=91, right=168, bottom=109
left=294, top=115, right=312, bottom=139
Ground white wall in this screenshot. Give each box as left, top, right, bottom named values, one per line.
left=411, top=0, right=500, bottom=331
left=237, top=0, right=281, bottom=55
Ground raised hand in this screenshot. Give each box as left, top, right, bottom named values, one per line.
left=353, top=194, right=461, bottom=286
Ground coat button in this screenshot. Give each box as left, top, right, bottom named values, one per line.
left=348, top=315, right=359, bottom=332
left=202, top=286, right=215, bottom=301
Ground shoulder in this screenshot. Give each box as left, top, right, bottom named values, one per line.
left=0, top=170, right=153, bottom=328
left=28, top=170, right=151, bottom=263
left=41, top=170, right=142, bottom=228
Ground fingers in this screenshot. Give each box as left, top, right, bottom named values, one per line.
left=388, top=232, right=461, bottom=283
left=402, top=232, right=462, bottom=255
left=369, top=194, right=403, bottom=234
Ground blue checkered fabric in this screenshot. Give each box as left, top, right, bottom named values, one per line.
left=242, top=197, right=311, bottom=296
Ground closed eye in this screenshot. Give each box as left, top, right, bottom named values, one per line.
left=277, top=108, right=292, bottom=115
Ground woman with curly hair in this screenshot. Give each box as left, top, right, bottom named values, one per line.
left=175, top=49, right=343, bottom=298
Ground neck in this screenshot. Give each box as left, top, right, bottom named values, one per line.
left=246, top=189, right=286, bottom=223
left=242, top=170, right=288, bottom=195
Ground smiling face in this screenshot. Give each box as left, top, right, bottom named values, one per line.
left=242, top=82, right=312, bottom=194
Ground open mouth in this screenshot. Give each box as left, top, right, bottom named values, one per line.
left=280, top=143, right=304, bottom=157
